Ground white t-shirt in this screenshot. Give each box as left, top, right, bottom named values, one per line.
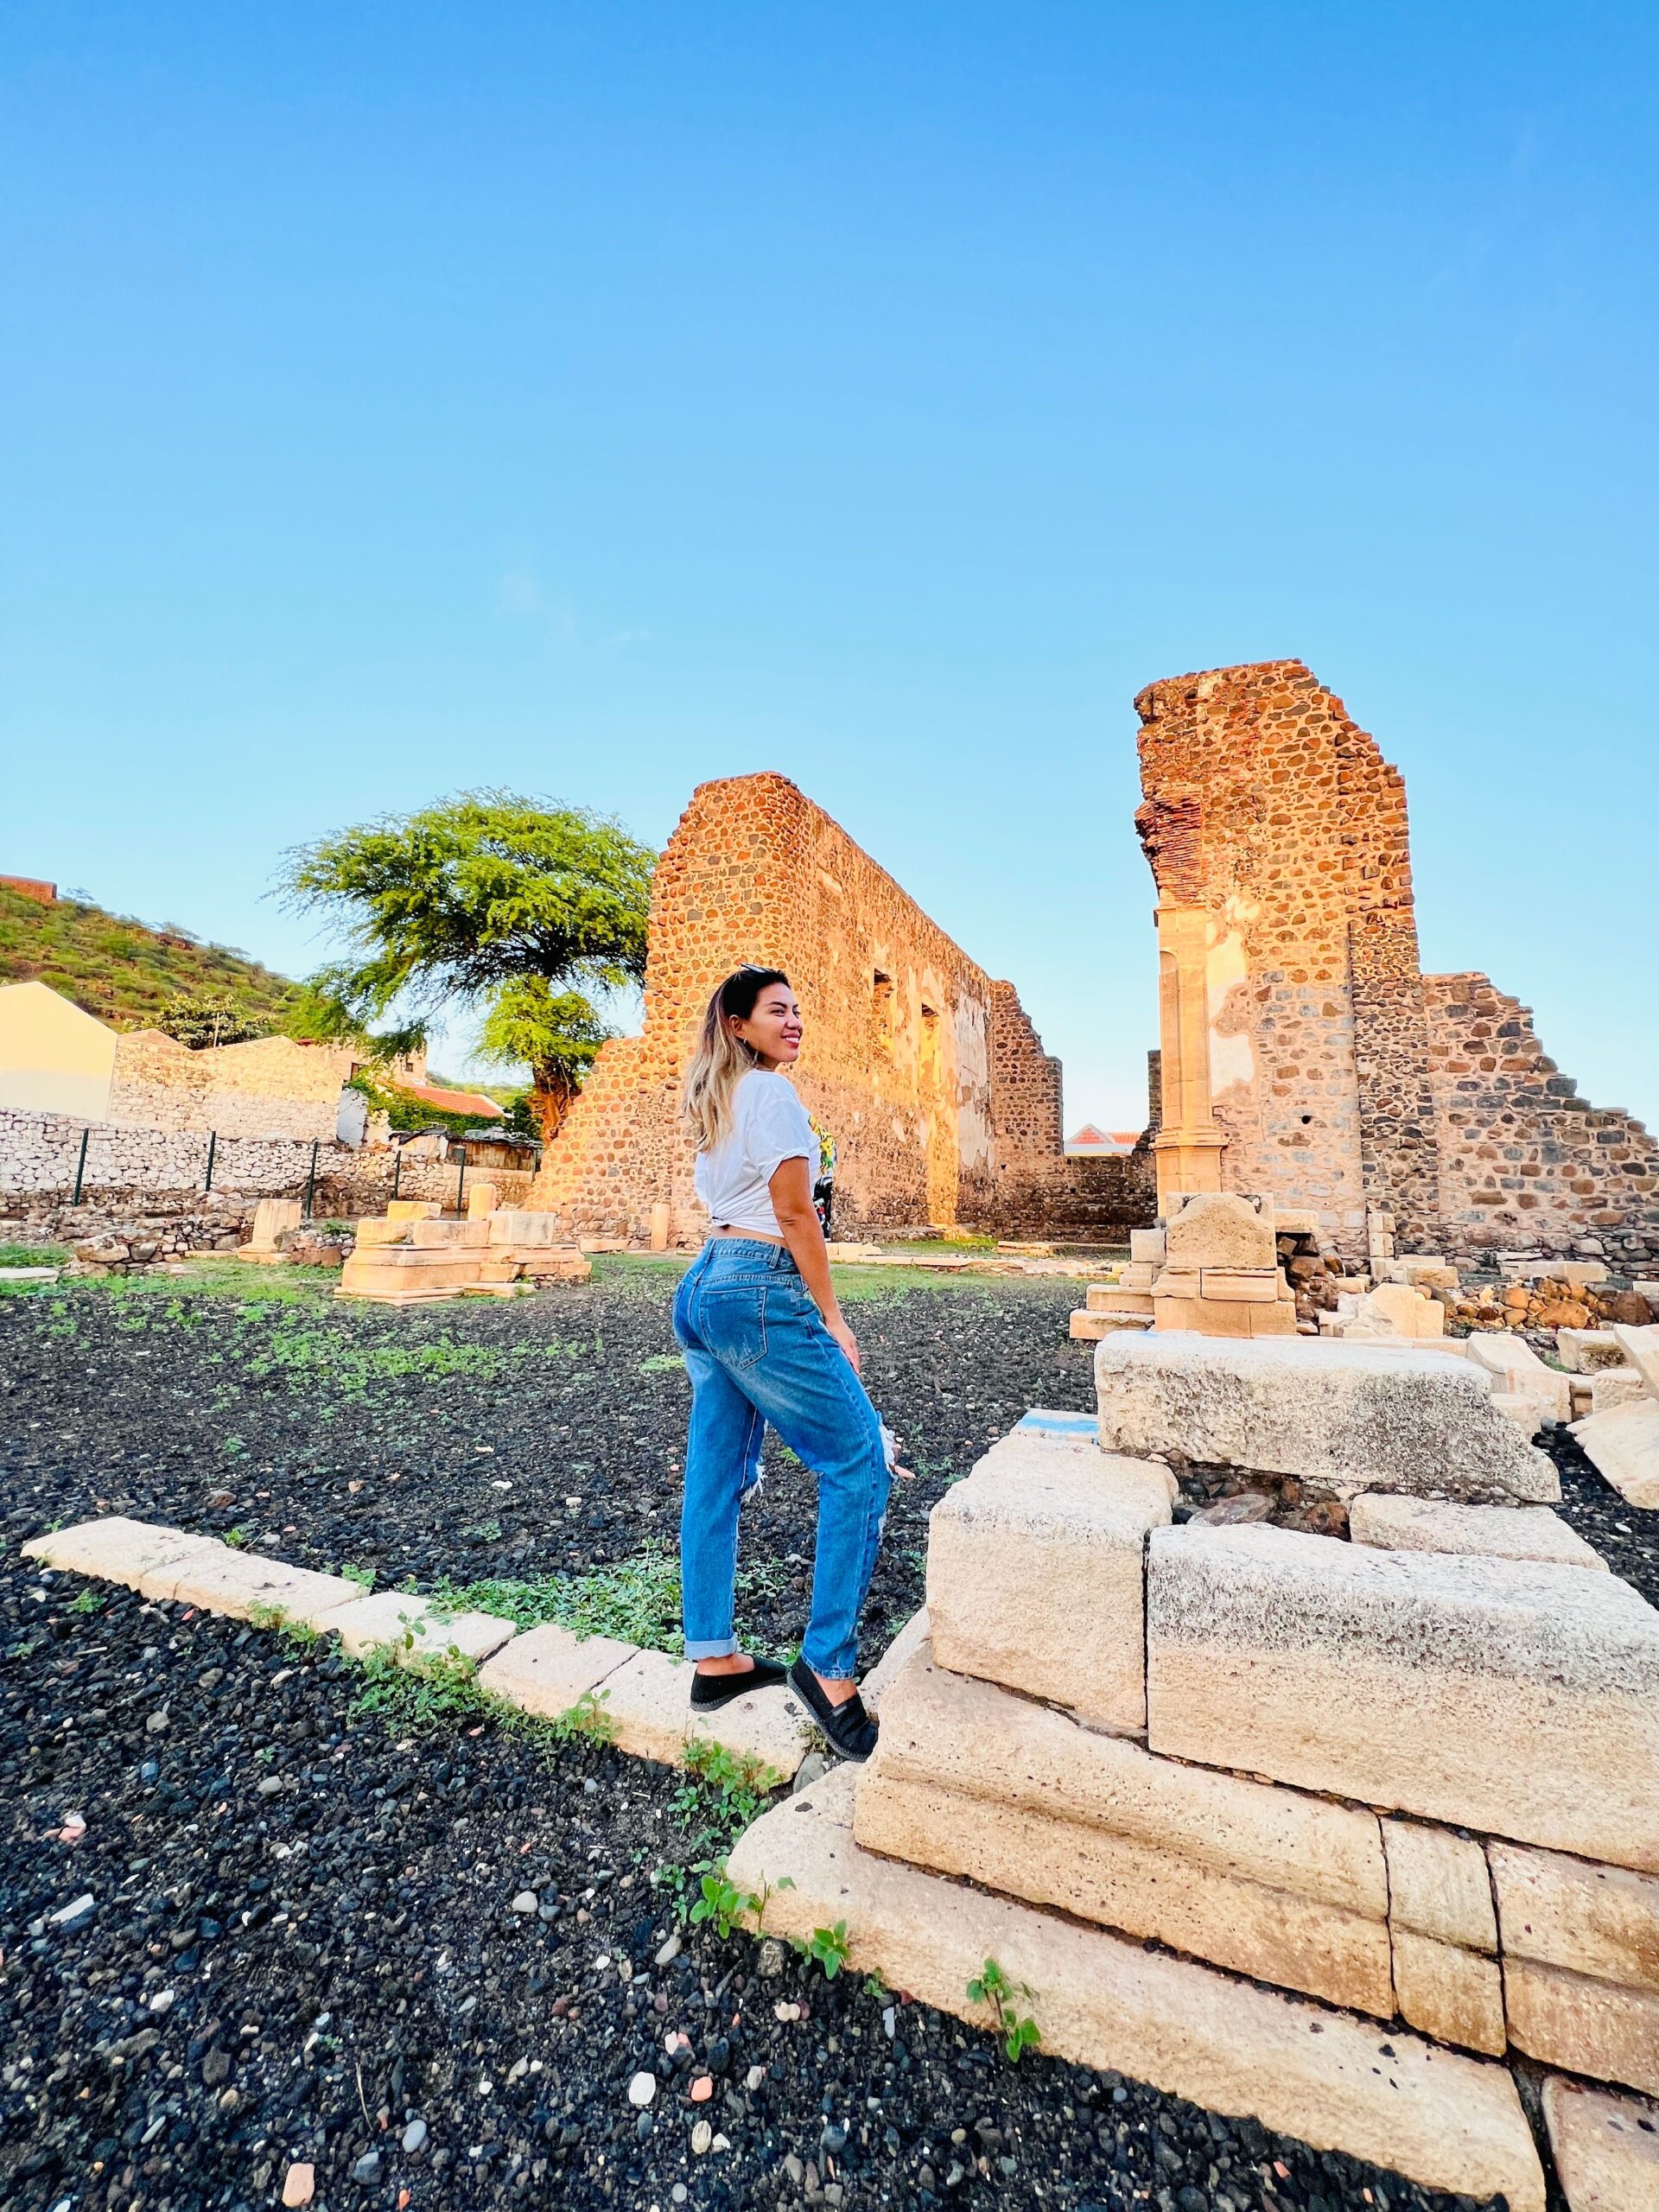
left=694, top=1069, right=817, bottom=1237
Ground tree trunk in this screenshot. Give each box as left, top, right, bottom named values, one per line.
left=531, top=1064, right=580, bottom=1143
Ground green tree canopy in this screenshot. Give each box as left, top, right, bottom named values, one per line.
left=279, top=791, right=654, bottom=1136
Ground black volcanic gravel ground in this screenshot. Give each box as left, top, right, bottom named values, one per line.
left=2, top=1258, right=1637, bottom=2212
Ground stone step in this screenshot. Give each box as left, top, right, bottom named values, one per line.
left=855, top=1645, right=1395, bottom=2017
left=925, top=1434, right=1173, bottom=1732
left=1491, top=1840, right=1659, bottom=2096
left=1068, top=1306, right=1153, bottom=1339
left=1147, top=1522, right=1659, bottom=1872
left=725, top=1768, right=1544, bottom=2212
left=1542, top=2077, right=1659, bottom=2211
left=1349, top=1493, right=1608, bottom=1571
left=1096, top=1330, right=1560, bottom=1503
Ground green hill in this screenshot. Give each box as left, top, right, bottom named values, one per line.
left=0, top=882, right=306, bottom=1034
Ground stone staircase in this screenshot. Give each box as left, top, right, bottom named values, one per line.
left=729, top=1358, right=1659, bottom=2212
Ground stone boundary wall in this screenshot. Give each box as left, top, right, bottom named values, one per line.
left=107, top=1029, right=350, bottom=1142
left=0, top=1107, right=531, bottom=1217
left=531, top=773, right=1068, bottom=1240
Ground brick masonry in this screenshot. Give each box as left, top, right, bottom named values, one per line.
left=529, top=772, right=1119, bottom=1240
left=1135, top=659, right=1659, bottom=1266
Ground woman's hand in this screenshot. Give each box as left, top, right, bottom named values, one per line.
left=826, top=1315, right=861, bottom=1372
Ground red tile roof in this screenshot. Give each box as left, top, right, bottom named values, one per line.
left=396, top=1081, right=504, bottom=1120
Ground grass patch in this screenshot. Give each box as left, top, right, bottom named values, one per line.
left=432, top=1545, right=785, bottom=1657
left=0, top=1242, right=70, bottom=1268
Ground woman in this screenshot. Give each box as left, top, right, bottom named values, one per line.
left=672, top=964, right=890, bottom=1761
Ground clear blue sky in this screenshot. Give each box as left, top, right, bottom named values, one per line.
left=4, top=3, right=1656, bottom=1126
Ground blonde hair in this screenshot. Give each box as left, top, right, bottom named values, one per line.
left=683, top=965, right=791, bottom=1153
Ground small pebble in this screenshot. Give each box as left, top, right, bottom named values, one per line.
left=509, top=1891, right=537, bottom=1915
left=281, top=2166, right=315, bottom=2209
left=655, top=1932, right=682, bottom=1967
left=745, top=2064, right=766, bottom=2090
left=148, top=1988, right=176, bottom=2014
left=690, top=2120, right=712, bottom=2155
left=627, top=2072, right=657, bottom=2108
left=401, top=2120, right=428, bottom=2156
left=690, top=2075, right=714, bottom=2102
left=351, top=2152, right=381, bottom=2185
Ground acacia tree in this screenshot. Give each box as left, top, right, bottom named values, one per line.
left=279, top=791, right=654, bottom=1140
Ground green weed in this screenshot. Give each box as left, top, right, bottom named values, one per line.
left=224, top=1526, right=250, bottom=1549
left=340, top=1562, right=376, bottom=1592
left=967, top=1956, right=1041, bottom=2063
left=67, top=1586, right=104, bottom=1617
left=0, top=1243, right=69, bottom=1268
left=802, top=1921, right=851, bottom=1980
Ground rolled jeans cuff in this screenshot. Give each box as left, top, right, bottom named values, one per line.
left=684, top=1634, right=740, bottom=1661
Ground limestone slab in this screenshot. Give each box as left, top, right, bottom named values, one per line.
left=1572, top=1402, right=1659, bottom=1509
left=859, top=1605, right=930, bottom=1712
left=1165, top=1192, right=1277, bottom=1271
left=385, top=1198, right=441, bottom=1220
left=410, top=1217, right=490, bottom=1248
left=1505, top=1958, right=1659, bottom=2097
left=1542, top=2078, right=1659, bottom=2212
left=21, top=1516, right=223, bottom=1599
left=873, top=1649, right=1388, bottom=1915
left=595, top=1646, right=808, bottom=1780
left=1464, top=1331, right=1571, bottom=1420
left=166, top=1550, right=365, bottom=1629
left=1592, top=1369, right=1654, bottom=1415
left=1350, top=1493, right=1607, bottom=1571
left=728, top=1770, right=1544, bottom=2212
left=1491, top=1841, right=1659, bottom=1993
left=338, top=1245, right=484, bottom=1301
left=1095, top=1332, right=1559, bottom=1503
left=855, top=1764, right=1394, bottom=2017
left=487, top=1209, right=569, bottom=1247
left=325, top=1591, right=517, bottom=1667
left=1382, top=1818, right=1497, bottom=1952
left=1070, top=1306, right=1152, bottom=1340
left=352, top=1217, right=411, bottom=1248
left=1559, top=1329, right=1630, bottom=1375
left=857, top=1653, right=1392, bottom=2014
left=1614, top=1323, right=1659, bottom=1393
left=926, top=1437, right=1171, bottom=1731
left=1389, top=1930, right=1505, bottom=2054
left=475, top=1621, right=635, bottom=1719
left=1146, top=1523, right=1659, bottom=1871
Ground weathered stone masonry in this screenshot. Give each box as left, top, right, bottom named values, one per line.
left=531, top=773, right=1084, bottom=1240
left=1136, top=658, right=1659, bottom=1265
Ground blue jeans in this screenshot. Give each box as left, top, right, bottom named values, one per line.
left=672, top=1237, right=891, bottom=1680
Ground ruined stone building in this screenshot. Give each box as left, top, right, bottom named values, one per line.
left=1136, top=658, right=1659, bottom=1267
left=530, top=772, right=1137, bottom=1240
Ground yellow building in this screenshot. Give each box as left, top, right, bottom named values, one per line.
left=0, top=980, right=118, bottom=1120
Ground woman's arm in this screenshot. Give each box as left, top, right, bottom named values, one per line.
left=769, top=1155, right=859, bottom=1371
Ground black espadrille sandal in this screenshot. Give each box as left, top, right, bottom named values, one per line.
left=787, top=1656, right=879, bottom=1762
left=689, top=1654, right=790, bottom=1711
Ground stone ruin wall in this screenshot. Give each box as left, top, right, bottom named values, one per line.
left=1135, top=658, right=1659, bottom=1266
left=1425, top=972, right=1659, bottom=1257
left=531, top=773, right=1079, bottom=1240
